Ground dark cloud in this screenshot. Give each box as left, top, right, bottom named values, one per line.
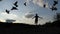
left=25, top=12, right=34, bottom=18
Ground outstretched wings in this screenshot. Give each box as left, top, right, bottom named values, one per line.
left=24, top=2, right=26, bottom=6
left=11, top=6, right=18, bottom=10
left=6, top=9, right=10, bottom=14
left=14, top=1, right=18, bottom=7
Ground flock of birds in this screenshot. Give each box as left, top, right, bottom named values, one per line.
left=50, top=0, right=58, bottom=11
left=43, top=0, right=58, bottom=11
left=0, top=0, right=59, bottom=14
left=6, top=1, right=27, bottom=14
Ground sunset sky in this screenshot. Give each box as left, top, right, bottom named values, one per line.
left=0, top=0, right=60, bottom=25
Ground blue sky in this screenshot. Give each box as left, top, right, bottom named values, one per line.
left=0, top=0, right=60, bottom=25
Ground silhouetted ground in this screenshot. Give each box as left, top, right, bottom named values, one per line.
left=0, top=20, right=60, bottom=34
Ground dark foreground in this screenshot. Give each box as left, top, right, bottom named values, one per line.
left=0, top=20, right=60, bottom=34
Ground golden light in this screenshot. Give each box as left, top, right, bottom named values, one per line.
left=0, top=19, right=5, bottom=22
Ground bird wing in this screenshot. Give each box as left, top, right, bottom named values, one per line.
left=24, top=2, right=26, bottom=6
left=6, top=10, right=9, bottom=14
left=11, top=7, right=18, bottom=10
left=14, top=1, right=18, bottom=5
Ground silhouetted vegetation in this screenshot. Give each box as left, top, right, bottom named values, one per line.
left=54, top=13, right=60, bottom=21
left=0, top=21, right=60, bottom=34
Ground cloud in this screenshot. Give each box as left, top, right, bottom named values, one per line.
left=0, top=19, right=5, bottom=22
left=26, top=0, right=49, bottom=8
left=24, top=12, right=34, bottom=18
left=1, top=12, right=18, bottom=20
left=33, top=0, right=44, bottom=7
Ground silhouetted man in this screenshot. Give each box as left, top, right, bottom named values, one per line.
left=32, top=14, right=43, bottom=25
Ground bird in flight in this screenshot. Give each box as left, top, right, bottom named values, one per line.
left=24, top=2, right=27, bottom=6
left=6, top=9, right=10, bottom=14
left=43, top=4, right=46, bottom=8
left=50, top=6, right=57, bottom=11
left=53, top=0, right=58, bottom=6
left=11, top=6, right=18, bottom=10
left=13, top=1, right=18, bottom=7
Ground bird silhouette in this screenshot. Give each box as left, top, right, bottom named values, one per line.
left=50, top=6, right=57, bottom=11
left=14, top=1, right=18, bottom=7
left=53, top=0, right=58, bottom=6
left=6, top=9, right=10, bottom=14
left=24, top=2, right=26, bottom=6
left=11, top=6, right=18, bottom=10
left=43, top=4, right=46, bottom=8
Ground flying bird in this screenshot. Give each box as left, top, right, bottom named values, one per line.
left=11, top=6, right=18, bottom=10
left=6, top=9, right=10, bottom=14
left=14, top=1, right=18, bottom=7
left=24, top=2, right=26, bottom=6
left=53, top=0, right=58, bottom=6
left=43, top=4, right=46, bottom=8
left=50, top=6, right=57, bottom=11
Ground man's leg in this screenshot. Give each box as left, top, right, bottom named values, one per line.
left=35, top=21, right=38, bottom=25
